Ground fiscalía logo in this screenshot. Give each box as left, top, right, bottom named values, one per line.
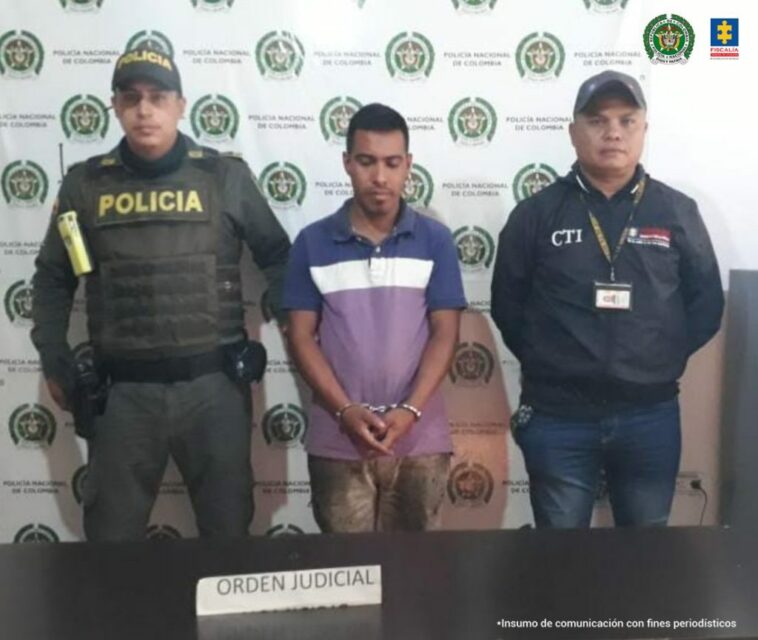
left=449, top=342, right=495, bottom=386
left=59, top=0, right=104, bottom=11
left=5, top=280, right=34, bottom=326
left=644, top=14, right=695, bottom=64
left=9, top=403, right=56, bottom=448
left=71, top=464, right=88, bottom=505
left=2, top=161, right=48, bottom=207
left=447, top=461, right=494, bottom=507
left=453, top=226, right=495, bottom=271
left=125, top=30, right=175, bottom=58
left=61, top=94, right=109, bottom=142
left=448, top=97, right=497, bottom=145
left=513, top=162, right=558, bottom=203
left=386, top=32, right=435, bottom=80
left=451, top=0, right=498, bottom=13
left=403, top=164, right=434, bottom=208
left=262, top=403, right=307, bottom=447
left=710, top=18, right=739, bottom=60
left=191, top=0, right=235, bottom=10
left=320, top=96, right=363, bottom=144
left=146, top=524, right=183, bottom=540
left=266, top=523, right=306, bottom=537
left=191, top=94, right=239, bottom=143
left=14, top=523, right=59, bottom=543
left=260, top=162, right=307, bottom=208
left=516, top=32, right=565, bottom=80
left=0, top=31, right=44, bottom=78
left=256, top=31, right=305, bottom=80
left=583, top=0, right=628, bottom=13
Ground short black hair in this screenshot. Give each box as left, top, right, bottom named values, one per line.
left=346, top=103, right=409, bottom=153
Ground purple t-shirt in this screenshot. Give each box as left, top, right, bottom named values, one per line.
left=282, top=200, right=467, bottom=460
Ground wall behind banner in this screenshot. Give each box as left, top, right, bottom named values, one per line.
left=0, top=0, right=752, bottom=543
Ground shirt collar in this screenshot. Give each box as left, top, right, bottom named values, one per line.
left=567, top=162, right=646, bottom=201
left=330, top=198, right=417, bottom=242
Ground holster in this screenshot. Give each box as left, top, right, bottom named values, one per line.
left=71, top=358, right=109, bottom=439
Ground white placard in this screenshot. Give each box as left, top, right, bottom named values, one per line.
left=196, top=565, right=382, bottom=616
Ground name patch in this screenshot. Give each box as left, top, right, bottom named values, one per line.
left=196, top=565, right=382, bottom=616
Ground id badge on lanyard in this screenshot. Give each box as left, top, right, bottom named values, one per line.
left=584, top=176, right=646, bottom=312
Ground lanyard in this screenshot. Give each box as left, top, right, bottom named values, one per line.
left=582, top=176, right=646, bottom=282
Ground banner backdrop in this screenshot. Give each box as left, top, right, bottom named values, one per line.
left=1, top=0, right=752, bottom=543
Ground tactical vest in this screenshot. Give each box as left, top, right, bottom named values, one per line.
left=77, top=149, right=243, bottom=360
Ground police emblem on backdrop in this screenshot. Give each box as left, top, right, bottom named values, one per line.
left=447, top=461, right=494, bottom=507
left=448, top=97, right=497, bottom=145
left=265, top=524, right=306, bottom=537
left=449, top=342, right=495, bottom=386
left=516, top=32, right=565, bottom=80
left=0, top=30, right=44, bottom=78
left=125, top=30, right=175, bottom=57
left=146, top=524, right=183, bottom=540
left=191, top=0, right=235, bottom=9
left=644, top=14, right=695, bottom=64
left=13, top=523, right=60, bottom=543
left=256, top=31, right=305, bottom=80
left=4, top=280, right=34, bottom=326
left=59, top=0, right=104, bottom=11
left=60, top=94, right=109, bottom=142
left=512, top=163, right=558, bottom=203
left=319, top=97, right=363, bottom=144
left=403, top=164, right=434, bottom=208
left=1, top=161, right=48, bottom=207
left=583, top=0, right=628, bottom=13
left=262, top=404, right=308, bottom=448
left=71, top=464, right=88, bottom=505
left=9, top=404, right=56, bottom=448
left=453, top=226, right=495, bottom=271
left=191, top=94, right=239, bottom=143
left=385, top=32, right=435, bottom=80
left=259, top=162, right=307, bottom=208
left=451, top=0, right=498, bottom=13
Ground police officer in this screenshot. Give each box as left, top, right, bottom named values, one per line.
left=31, top=48, right=291, bottom=541
left=491, top=71, right=724, bottom=528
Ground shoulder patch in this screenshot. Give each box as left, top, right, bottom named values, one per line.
left=221, top=151, right=245, bottom=162
left=188, top=149, right=205, bottom=159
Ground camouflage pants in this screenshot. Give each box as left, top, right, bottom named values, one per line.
left=308, top=453, right=450, bottom=533
left=82, top=372, right=253, bottom=541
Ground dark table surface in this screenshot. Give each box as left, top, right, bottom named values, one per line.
left=0, top=526, right=756, bottom=640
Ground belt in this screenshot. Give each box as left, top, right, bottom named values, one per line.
left=104, top=350, right=225, bottom=383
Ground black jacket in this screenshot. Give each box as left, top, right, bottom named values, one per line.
left=490, top=165, right=724, bottom=417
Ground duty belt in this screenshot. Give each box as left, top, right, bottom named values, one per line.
left=104, top=349, right=224, bottom=383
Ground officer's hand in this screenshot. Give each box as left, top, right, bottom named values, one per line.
left=340, top=406, right=391, bottom=456
left=46, top=378, right=71, bottom=411
left=379, top=408, right=416, bottom=452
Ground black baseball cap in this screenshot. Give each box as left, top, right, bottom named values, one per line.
left=111, top=47, right=182, bottom=94
left=573, top=70, right=646, bottom=115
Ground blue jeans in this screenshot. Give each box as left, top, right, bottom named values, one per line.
left=514, top=399, right=681, bottom=528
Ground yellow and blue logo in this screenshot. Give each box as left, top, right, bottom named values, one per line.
left=710, top=18, right=739, bottom=59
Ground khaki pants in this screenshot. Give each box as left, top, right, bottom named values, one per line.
left=308, top=453, right=450, bottom=533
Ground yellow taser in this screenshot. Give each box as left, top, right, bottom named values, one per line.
left=57, top=210, right=93, bottom=276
